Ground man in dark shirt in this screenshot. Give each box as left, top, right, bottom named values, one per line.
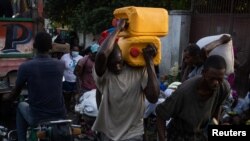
left=3, top=32, right=66, bottom=141
left=156, top=55, right=230, bottom=141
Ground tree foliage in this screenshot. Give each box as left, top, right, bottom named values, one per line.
left=44, top=0, right=191, bottom=38
left=44, top=0, right=77, bottom=27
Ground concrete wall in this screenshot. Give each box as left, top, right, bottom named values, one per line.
left=159, top=10, right=191, bottom=77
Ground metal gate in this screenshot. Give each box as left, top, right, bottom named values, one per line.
left=189, top=0, right=250, bottom=97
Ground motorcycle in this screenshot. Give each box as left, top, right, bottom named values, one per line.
left=6, top=119, right=81, bottom=141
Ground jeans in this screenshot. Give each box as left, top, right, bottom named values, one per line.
left=16, top=102, right=35, bottom=141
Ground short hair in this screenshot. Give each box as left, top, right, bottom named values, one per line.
left=184, top=43, right=201, bottom=57
left=34, top=32, right=52, bottom=53
left=70, top=44, right=79, bottom=50
left=203, top=55, right=227, bottom=70
left=82, top=46, right=91, bottom=55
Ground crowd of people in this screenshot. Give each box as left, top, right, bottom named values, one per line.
left=1, top=18, right=249, bottom=141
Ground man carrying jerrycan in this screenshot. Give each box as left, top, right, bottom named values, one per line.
left=92, top=6, right=169, bottom=141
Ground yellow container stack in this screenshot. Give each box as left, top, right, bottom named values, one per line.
left=113, top=6, right=169, bottom=66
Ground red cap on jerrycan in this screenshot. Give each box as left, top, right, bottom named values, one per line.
left=118, top=36, right=161, bottom=67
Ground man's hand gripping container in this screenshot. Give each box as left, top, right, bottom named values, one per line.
left=118, top=36, right=161, bottom=67
left=114, top=6, right=168, bottom=37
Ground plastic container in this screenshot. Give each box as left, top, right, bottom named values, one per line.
left=114, top=6, right=168, bottom=37
left=118, top=36, right=161, bottom=67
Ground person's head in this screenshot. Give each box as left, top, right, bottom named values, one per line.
left=202, top=55, right=227, bottom=90
left=183, top=43, right=201, bottom=66
left=70, top=45, right=80, bottom=58
left=107, top=44, right=124, bottom=74
left=82, top=46, right=91, bottom=56
left=89, top=43, right=99, bottom=61
left=33, top=32, right=52, bottom=54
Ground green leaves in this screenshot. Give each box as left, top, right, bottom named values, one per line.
left=44, top=0, right=191, bottom=35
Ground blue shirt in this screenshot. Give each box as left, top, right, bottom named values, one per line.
left=16, top=54, right=66, bottom=123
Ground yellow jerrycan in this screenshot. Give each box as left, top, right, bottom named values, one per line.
left=114, top=6, right=168, bottom=37
left=118, top=36, right=161, bottom=67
